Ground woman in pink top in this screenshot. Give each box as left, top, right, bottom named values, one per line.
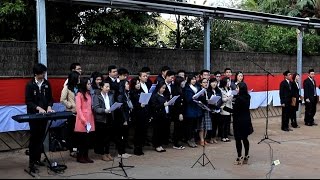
left=75, top=77, right=95, bottom=163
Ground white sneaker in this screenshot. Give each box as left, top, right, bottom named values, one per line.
left=118, top=153, right=132, bottom=159
left=173, top=145, right=185, bottom=150
left=155, top=147, right=162, bottom=152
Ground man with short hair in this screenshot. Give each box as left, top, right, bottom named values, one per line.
left=224, top=68, right=235, bottom=90
left=104, top=65, right=119, bottom=93
left=64, top=62, right=82, bottom=86
left=280, top=70, right=293, bottom=131
left=25, top=63, right=54, bottom=173
left=155, top=66, right=170, bottom=84
left=140, top=67, right=153, bottom=90
left=177, top=70, right=186, bottom=79
left=199, top=69, right=210, bottom=80
left=214, top=71, right=222, bottom=87
left=303, top=69, right=318, bottom=126
left=118, top=68, right=129, bottom=81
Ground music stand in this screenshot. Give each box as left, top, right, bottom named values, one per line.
left=103, top=136, right=134, bottom=178
left=244, top=58, right=280, bottom=144
left=191, top=100, right=215, bottom=169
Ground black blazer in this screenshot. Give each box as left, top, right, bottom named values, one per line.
left=163, top=83, right=173, bottom=101
left=233, top=94, right=253, bottom=138
left=25, top=78, right=53, bottom=114
left=171, top=84, right=184, bottom=118
left=104, top=76, right=119, bottom=94
left=290, top=81, right=300, bottom=110
left=303, top=77, right=317, bottom=102
left=279, top=80, right=292, bottom=105
left=150, top=93, right=167, bottom=120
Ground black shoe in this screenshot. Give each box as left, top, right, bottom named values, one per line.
left=29, top=165, right=39, bottom=173
left=34, top=161, right=45, bottom=166
left=134, top=149, right=144, bottom=156
left=312, top=123, right=318, bottom=126
left=281, top=128, right=289, bottom=132
left=305, top=123, right=312, bottom=126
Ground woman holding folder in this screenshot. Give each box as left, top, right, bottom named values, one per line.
left=207, top=78, right=222, bottom=144
left=150, top=81, right=169, bottom=152
left=92, top=81, right=115, bottom=161
left=171, top=76, right=186, bottom=150
left=184, top=74, right=203, bottom=148
left=130, top=77, right=149, bottom=155
left=197, top=78, right=212, bottom=146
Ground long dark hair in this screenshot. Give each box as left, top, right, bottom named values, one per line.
left=234, top=71, right=244, bottom=83
left=208, top=77, right=221, bottom=93
left=129, top=77, right=140, bottom=91
left=219, top=77, right=229, bottom=90
left=67, top=71, right=80, bottom=93
left=186, top=74, right=196, bottom=85
left=154, top=81, right=166, bottom=94
left=174, top=76, right=184, bottom=94
left=78, top=77, right=90, bottom=101
left=91, top=71, right=103, bottom=90
left=119, top=80, right=130, bottom=95
left=238, top=82, right=249, bottom=96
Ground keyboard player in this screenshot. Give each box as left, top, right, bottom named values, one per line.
left=25, top=63, right=55, bottom=173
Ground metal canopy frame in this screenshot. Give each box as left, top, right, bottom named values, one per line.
left=40, top=0, right=317, bottom=80
left=51, top=0, right=320, bottom=28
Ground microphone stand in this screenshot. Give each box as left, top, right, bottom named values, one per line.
left=244, top=57, right=280, bottom=144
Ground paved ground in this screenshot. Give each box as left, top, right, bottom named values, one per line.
left=1, top=112, right=320, bottom=179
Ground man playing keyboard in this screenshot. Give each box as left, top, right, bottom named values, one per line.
left=25, top=63, right=54, bottom=173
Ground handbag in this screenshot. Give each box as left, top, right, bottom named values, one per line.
left=291, top=97, right=296, bottom=106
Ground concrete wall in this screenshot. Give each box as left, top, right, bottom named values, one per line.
left=2, top=41, right=320, bottom=77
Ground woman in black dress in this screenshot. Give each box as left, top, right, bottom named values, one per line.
left=233, top=82, right=253, bottom=165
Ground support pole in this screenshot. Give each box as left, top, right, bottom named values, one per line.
left=204, top=17, right=211, bottom=71
left=36, top=0, right=47, bottom=66
left=296, top=28, right=303, bottom=118
left=36, top=0, right=49, bottom=153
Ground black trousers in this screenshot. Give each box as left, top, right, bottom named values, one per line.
left=28, top=120, right=48, bottom=166
left=66, top=115, right=76, bottom=152
left=152, top=116, right=169, bottom=148
left=75, top=132, right=91, bottom=158
left=133, top=116, right=147, bottom=149
left=185, top=117, right=199, bottom=141
left=289, top=106, right=298, bottom=127
left=221, top=115, right=231, bottom=139
left=173, top=116, right=184, bottom=146
left=305, top=100, right=317, bottom=124
left=235, top=135, right=249, bottom=157
left=94, top=122, right=112, bottom=155
left=208, top=113, right=220, bottom=139
left=281, top=104, right=291, bottom=129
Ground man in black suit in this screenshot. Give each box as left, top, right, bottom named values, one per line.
left=104, top=65, right=119, bottom=93
left=163, top=70, right=176, bottom=144
left=279, top=70, right=293, bottom=131
left=141, top=67, right=153, bottom=90
left=155, top=66, right=170, bottom=84
left=303, top=69, right=318, bottom=126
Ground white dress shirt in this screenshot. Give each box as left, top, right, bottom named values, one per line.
left=141, top=82, right=148, bottom=93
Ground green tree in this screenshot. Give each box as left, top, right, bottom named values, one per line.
left=80, top=9, right=159, bottom=47
left=0, top=0, right=36, bottom=41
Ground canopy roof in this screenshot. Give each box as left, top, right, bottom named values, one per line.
left=53, top=0, right=320, bottom=28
